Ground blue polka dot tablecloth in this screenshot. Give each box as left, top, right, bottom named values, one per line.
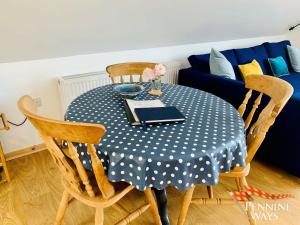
left=65, top=83, right=247, bottom=191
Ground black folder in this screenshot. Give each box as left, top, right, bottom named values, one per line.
left=134, top=107, right=185, bottom=125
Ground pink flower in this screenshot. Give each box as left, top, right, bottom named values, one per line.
left=143, top=68, right=154, bottom=81
left=143, top=64, right=166, bottom=81
left=154, top=64, right=166, bottom=76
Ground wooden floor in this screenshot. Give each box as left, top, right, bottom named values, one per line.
left=0, top=151, right=300, bottom=225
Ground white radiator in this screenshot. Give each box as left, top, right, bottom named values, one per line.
left=58, top=61, right=181, bottom=114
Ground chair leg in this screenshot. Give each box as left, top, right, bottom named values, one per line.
left=241, top=177, right=254, bottom=225
left=206, top=186, right=213, bottom=198
left=235, top=178, right=242, bottom=191
left=55, top=190, right=70, bottom=225
left=68, top=195, right=74, bottom=204
left=177, top=186, right=195, bottom=225
left=240, top=177, right=248, bottom=190
left=144, top=188, right=162, bottom=225
left=112, top=203, right=129, bottom=214
left=95, top=207, right=104, bottom=225
left=0, top=142, right=10, bottom=182
left=245, top=202, right=255, bottom=225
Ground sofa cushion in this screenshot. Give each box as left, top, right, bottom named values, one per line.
left=264, top=40, right=292, bottom=70
left=220, top=49, right=241, bottom=80
left=234, top=44, right=269, bottom=74
left=209, top=48, right=236, bottom=79
left=188, top=54, right=210, bottom=72
left=238, top=60, right=263, bottom=80
left=268, top=56, right=289, bottom=77
left=280, top=73, right=300, bottom=96
left=220, top=49, right=238, bottom=66
left=188, top=49, right=238, bottom=73
left=287, top=45, right=300, bottom=72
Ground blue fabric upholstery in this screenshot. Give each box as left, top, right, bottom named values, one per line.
left=180, top=40, right=300, bottom=177
left=264, top=40, right=292, bottom=70
left=188, top=53, right=210, bottom=72
left=178, top=68, right=246, bottom=107
left=234, top=44, right=270, bottom=75
left=221, top=49, right=238, bottom=66
left=219, top=50, right=241, bottom=80
left=280, top=73, right=300, bottom=96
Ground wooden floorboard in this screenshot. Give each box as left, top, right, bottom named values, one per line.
left=0, top=151, right=300, bottom=225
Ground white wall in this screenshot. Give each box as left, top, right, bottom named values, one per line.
left=287, top=29, right=300, bottom=47
left=0, top=35, right=285, bottom=153
left=0, top=0, right=298, bottom=63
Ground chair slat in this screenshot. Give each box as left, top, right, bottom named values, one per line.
left=238, top=90, right=252, bottom=117
left=87, top=144, right=115, bottom=199
left=111, top=76, right=116, bottom=84
left=244, top=93, right=263, bottom=129
left=120, top=75, right=125, bottom=84
left=44, top=136, right=82, bottom=194
left=245, top=102, right=278, bottom=164
left=67, top=141, right=95, bottom=197
left=129, top=74, right=133, bottom=83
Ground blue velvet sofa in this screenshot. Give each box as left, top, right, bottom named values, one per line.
left=178, top=40, right=300, bottom=177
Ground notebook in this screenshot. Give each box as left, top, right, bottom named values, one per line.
left=123, top=99, right=166, bottom=125
left=135, top=107, right=185, bottom=124
left=123, top=99, right=185, bottom=127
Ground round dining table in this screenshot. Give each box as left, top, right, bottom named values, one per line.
left=65, top=82, right=247, bottom=225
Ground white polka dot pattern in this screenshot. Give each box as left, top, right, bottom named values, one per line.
left=65, top=83, right=247, bottom=191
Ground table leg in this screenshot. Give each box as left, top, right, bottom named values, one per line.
left=153, top=188, right=170, bottom=225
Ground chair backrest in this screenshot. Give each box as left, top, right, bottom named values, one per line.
left=106, top=62, right=157, bottom=84
left=238, top=75, right=293, bottom=164
left=18, top=95, right=115, bottom=199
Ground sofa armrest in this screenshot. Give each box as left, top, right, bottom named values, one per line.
left=178, top=68, right=247, bottom=108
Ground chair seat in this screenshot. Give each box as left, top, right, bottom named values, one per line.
left=220, top=164, right=251, bottom=178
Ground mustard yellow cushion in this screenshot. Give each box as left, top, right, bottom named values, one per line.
left=238, top=60, right=263, bottom=80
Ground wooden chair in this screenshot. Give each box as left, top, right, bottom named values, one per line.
left=177, top=75, right=294, bottom=225
left=18, top=95, right=162, bottom=225
left=106, top=62, right=157, bottom=84
left=0, top=113, right=11, bottom=183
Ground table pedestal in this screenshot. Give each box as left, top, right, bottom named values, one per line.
left=153, top=188, right=170, bottom=225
